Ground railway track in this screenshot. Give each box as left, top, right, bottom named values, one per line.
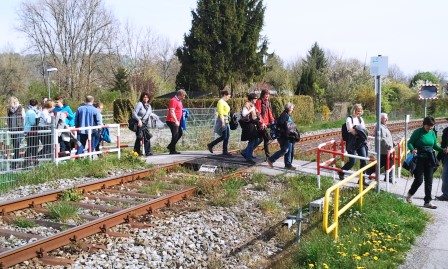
left=0, top=157, right=254, bottom=268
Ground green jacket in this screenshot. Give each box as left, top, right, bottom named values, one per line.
left=408, top=127, right=443, bottom=158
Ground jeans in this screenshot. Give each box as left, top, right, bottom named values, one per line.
left=76, top=133, right=99, bottom=155
left=341, top=145, right=367, bottom=172
left=209, top=124, right=230, bottom=153
left=441, top=156, right=448, bottom=197
left=242, top=137, right=261, bottom=161
left=166, top=121, right=183, bottom=152
left=409, top=157, right=434, bottom=203
left=269, top=137, right=294, bottom=167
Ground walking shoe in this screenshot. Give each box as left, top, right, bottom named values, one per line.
left=406, top=193, right=413, bottom=203
left=207, top=143, right=213, bottom=153
left=146, top=153, right=153, bottom=156
left=436, top=195, right=448, bottom=201
left=221, top=152, right=232, bottom=156
left=423, top=202, right=437, bottom=209
left=267, top=159, right=274, bottom=168
left=285, top=165, right=296, bottom=170
left=169, top=151, right=181, bottom=154
left=338, top=172, right=344, bottom=181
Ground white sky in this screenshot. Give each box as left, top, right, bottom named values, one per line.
left=1, top=0, right=447, bottom=78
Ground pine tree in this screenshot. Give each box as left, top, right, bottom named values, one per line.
left=176, top=0, right=267, bottom=95
left=296, top=42, right=327, bottom=96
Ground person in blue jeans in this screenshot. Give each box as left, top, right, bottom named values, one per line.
left=267, top=103, right=297, bottom=170
left=207, top=90, right=232, bottom=155
left=74, top=96, right=100, bottom=155
left=239, top=93, right=261, bottom=165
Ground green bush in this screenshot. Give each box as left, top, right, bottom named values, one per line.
left=113, top=98, right=134, bottom=123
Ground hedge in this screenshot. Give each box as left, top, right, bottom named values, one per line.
left=114, top=95, right=314, bottom=125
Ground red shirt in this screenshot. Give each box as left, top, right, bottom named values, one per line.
left=255, top=99, right=275, bottom=125
left=166, top=96, right=183, bottom=123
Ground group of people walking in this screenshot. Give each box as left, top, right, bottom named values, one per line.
left=206, top=89, right=299, bottom=169
left=338, top=103, right=447, bottom=210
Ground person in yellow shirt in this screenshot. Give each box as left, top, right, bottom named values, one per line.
left=207, top=90, right=232, bottom=155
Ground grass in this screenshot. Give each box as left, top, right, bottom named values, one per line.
left=47, top=201, right=79, bottom=222
left=138, top=181, right=169, bottom=196
left=13, top=218, right=36, bottom=228
left=197, top=177, right=246, bottom=207
left=271, top=190, right=430, bottom=269
left=0, top=151, right=152, bottom=193
left=251, top=173, right=269, bottom=191
left=60, top=188, right=83, bottom=202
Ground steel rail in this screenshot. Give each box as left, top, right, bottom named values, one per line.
left=0, top=156, right=255, bottom=267
left=0, top=187, right=195, bottom=268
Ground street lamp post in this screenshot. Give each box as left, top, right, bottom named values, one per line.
left=46, top=67, right=58, bottom=99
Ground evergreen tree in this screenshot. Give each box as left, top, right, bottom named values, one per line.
left=296, top=42, right=327, bottom=96
left=176, top=0, right=268, bottom=94
left=112, top=67, right=131, bottom=94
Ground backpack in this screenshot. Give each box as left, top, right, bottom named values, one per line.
left=341, top=116, right=362, bottom=141
left=229, top=111, right=239, bottom=130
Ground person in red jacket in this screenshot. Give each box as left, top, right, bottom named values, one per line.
left=255, top=89, right=275, bottom=159
left=166, top=89, right=187, bottom=154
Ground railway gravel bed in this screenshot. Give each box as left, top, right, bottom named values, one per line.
left=8, top=174, right=292, bottom=269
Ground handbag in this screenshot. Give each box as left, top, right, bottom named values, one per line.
left=127, top=118, right=138, bottom=132
left=402, top=153, right=416, bottom=173
left=128, top=102, right=151, bottom=132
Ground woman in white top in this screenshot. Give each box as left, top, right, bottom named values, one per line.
left=339, top=104, right=369, bottom=185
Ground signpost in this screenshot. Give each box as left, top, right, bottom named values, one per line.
left=370, top=55, right=388, bottom=193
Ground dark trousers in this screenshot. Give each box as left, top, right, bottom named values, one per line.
left=366, top=154, right=393, bottom=181
left=134, top=134, right=151, bottom=156
left=341, top=146, right=367, bottom=172
left=10, top=133, right=22, bottom=159
left=409, top=157, right=434, bottom=203
left=25, top=131, right=39, bottom=158
left=166, top=121, right=183, bottom=152
left=255, top=128, right=271, bottom=158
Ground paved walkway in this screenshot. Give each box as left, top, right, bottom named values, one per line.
left=144, top=151, right=448, bottom=269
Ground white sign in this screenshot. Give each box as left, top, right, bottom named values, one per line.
left=370, top=56, right=388, bottom=76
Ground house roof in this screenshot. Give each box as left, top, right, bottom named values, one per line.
left=155, top=91, right=212, bottom=99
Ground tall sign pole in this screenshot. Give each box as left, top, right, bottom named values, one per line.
left=370, top=55, right=388, bottom=193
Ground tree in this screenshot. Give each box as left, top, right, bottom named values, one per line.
left=17, top=0, right=117, bottom=99
left=111, top=67, right=131, bottom=94
left=295, top=42, right=328, bottom=110
left=262, top=53, right=293, bottom=91
left=176, top=0, right=268, bottom=95
left=410, top=72, right=439, bottom=87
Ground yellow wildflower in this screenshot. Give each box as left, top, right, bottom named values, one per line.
left=374, top=256, right=379, bottom=261
left=323, top=263, right=329, bottom=269
left=308, top=264, right=315, bottom=268
left=355, top=256, right=361, bottom=261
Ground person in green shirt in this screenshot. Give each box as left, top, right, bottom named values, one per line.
left=406, top=116, right=447, bottom=209
left=207, top=90, right=232, bottom=155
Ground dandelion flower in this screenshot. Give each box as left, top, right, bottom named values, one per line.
left=323, top=263, right=329, bottom=269
left=374, top=256, right=379, bottom=261
left=308, top=264, right=315, bottom=268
